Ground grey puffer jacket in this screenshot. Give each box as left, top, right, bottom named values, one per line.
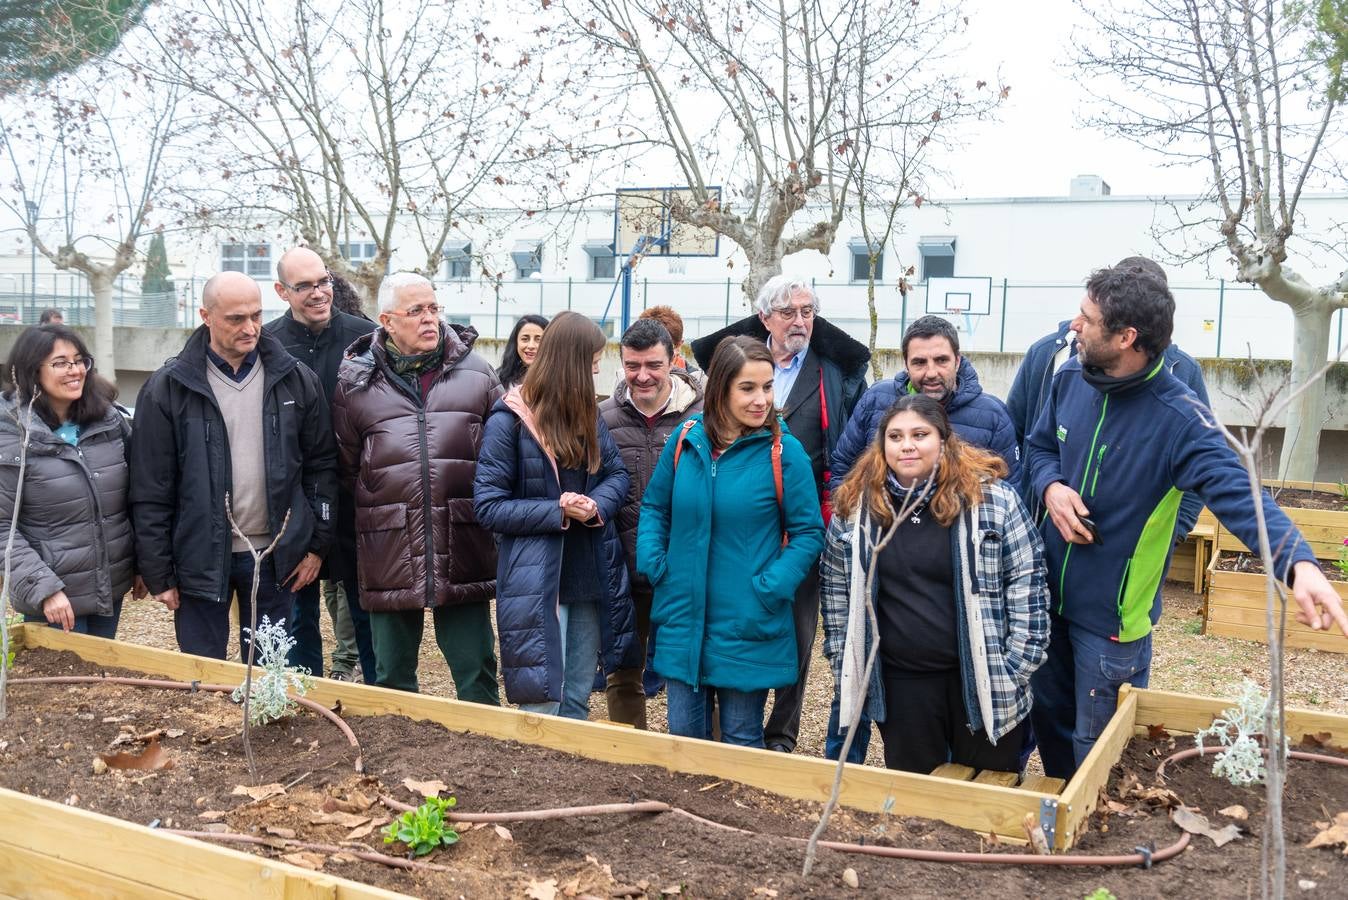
left=0, top=396, right=135, bottom=618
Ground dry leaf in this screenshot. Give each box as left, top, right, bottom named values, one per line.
left=559, top=877, right=581, bottom=896
left=584, top=854, right=613, bottom=879
left=1218, top=805, right=1249, bottom=821
left=232, top=783, right=285, bottom=802
left=524, top=878, right=558, bottom=900
left=199, top=810, right=227, bottom=821
left=166, top=729, right=185, bottom=739
left=1307, top=812, right=1348, bottom=853
left=265, top=826, right=296, bottom=839
left=346, top=821, right=377, bottom=840
left=1146, top=723, right=1170, bottom=740
left=493, top=824, right=514, bottom=841
left=310, top=811, right=370, bottom=828
left=698, top=780, right=725, bottom=792
left=403, top=777, right=449, bottom=798
left=841, top=867, right=860, bottom=888
left=660, top=886, right=682, bottom=896
left=752, top=890, right=779, bottom=898
left=1172, top=806, right=1242, bottom=847
left=99, top=738, right=174, bottom=771
left=1301, top=732, right=1348, bottom=753
left=281, top=851, right=326, bottom=870
left=331, top=853, right=359, bottom=864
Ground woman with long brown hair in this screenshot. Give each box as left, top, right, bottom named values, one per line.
left=636, top=335, right=824, bottom=746
left=820, top=394, right=1049, bottom=773
left=474, top=311, right=639, bottom=718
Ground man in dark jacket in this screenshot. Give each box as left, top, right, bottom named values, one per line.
left=691, top=275, right=871, bottom=754
left=265, top=246, right=379, bottom=682
left=130, top=271, right=336, bottom=664
left=1007, top=256, right=1210, bottom=534
left=331, top=272, right=501, bottom=701
left=1027, top=264, right=1347, bottom=779
left=599, top=318, right=704, bottom=728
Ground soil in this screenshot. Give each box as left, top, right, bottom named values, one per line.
left=4, top=647, right=1346, bottom=898
left=1265, top=486, right=1348, bottom=512
left=1214, top=550, right=1347, bottom=583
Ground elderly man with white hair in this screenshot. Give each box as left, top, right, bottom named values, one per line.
left=331, top=272, right=503, bottom=700
left=690, top=275, right=871, bottom=753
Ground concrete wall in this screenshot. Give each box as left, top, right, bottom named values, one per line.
left=5, top=324, right=1344, bottom=480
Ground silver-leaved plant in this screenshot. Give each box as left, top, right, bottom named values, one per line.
left=1195, top=679, right=1286, bottom=787
left=231, top=616, right=311, bottom=726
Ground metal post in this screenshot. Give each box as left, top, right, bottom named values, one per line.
left=725, top=278, right=732, bottom=327
left=1338, top=306, right=1344, bottom=356
left=538, top=278, right=545, bottom=315
left=25, top=200, right=38, bottom=323
left=998, top=277, right=1009, bottom=353
left=642, top=277, right=648, bottom=312
left=620, top=264, right=633, bottom=334
left=494, top=290, right=500, bottom=339
left=1215, top=278, right=1225, bottom=358
left=566, top=277, right=572, bottom=310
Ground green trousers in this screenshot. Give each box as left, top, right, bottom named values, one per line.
left=369, top=602, right=500, bottom=704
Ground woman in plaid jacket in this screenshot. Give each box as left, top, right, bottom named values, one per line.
left=820, top=394, right=1049, bottom=774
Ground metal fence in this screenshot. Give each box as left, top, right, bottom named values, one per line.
left=2, top=271, right=1342, bottom=361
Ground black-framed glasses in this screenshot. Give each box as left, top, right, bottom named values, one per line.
left=280, top=272, right=335, bottom=294
left=47, top=356, right=94, bottom=374
left=388, top=303, right=442, bottom=319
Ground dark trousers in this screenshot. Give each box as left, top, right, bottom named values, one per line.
left=25, top=596, right=123, bottom=639
left=604, top=585, right=653, bottom=728
left=1030, top=613, right=1152, bottom=779
left=342, top=577, right=378, bottom=685
left=174, top=552, right=295, bottom=661
left=876, top=668, right=1028, bottom=775
left=763, top=565, right=819, bottom=751
left=286, top=581, right=324, bottom=677
left=369, top=602, right=499, bottom=704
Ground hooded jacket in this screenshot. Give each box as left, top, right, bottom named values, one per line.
left=831, top=357, right=1020, bottom=484
left=129, top=326, right=336, bottom=601
left=690, top=314, right=870, bottom=496
left=635, top=415, right=826, bottom=691
left=0, top=398, right=134, bottom=618
left=473, top=388, right=640, bottom=705
left=598, top=370, right=705, bottom=582
left=332, top=323, right=502, bottom=612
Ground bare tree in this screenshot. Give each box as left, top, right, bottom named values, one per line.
left=0, top=0, right=152, bottom=92
left=550, top=0, right=994, bottom=303
left=0, top=56, right=182, bottom=383
left=1076, top=0, right=1347, bottom=480
left=144, top=0, right=541, bottom=308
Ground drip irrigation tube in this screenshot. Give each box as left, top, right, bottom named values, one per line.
left=1156, top=745, right=1348, bottom=779
left=164, top=829, right=450, bottom=872
left=10, top=675, right=365, bottom=773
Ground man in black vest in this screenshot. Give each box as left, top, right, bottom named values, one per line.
left=692, top=275, right=870, bottom=752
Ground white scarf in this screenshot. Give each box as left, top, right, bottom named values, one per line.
left=838, top=508, right=869, bottom=729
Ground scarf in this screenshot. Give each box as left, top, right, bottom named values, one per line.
left=383, top=333, right=444, bottom=398
left=1081, top=354, right=1163, bottom=395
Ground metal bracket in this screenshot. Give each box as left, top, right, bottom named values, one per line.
left=1038, top=797, right=1059, bottom=849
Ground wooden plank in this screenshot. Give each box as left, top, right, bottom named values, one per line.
left=0, top=788, right=405, bottom=900
left=1131, top=687, right=1348, bottom=743
left=1204, top=568, right=1348, bottom=653
left=0, top=841, right=187, bottom=900
left=972, top=770, right=1019, bottom=788
left=1018, top=775, right=1066, bottom=795
left=1058, top=686, right=1139, bottom=851
left=11, top=625, right=1049, bottom=845
left=1204, top=619, right=1348, bottom=653
left=929, top=763, right=975, bottom=781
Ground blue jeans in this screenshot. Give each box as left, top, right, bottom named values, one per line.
left=174, top=552, right=296, bottom=661
left=519, top=602, right=600, bottom=720
left=666, top=680, right=770, bottom=748
left=342, top=578, right=378, bottom=685
left=824, top=691, right=872, bottom=764
left=287, top=581, right=324, bottom=677
left=24, top=596, right=123, bottom=639
left=1030, top=613, right=1152, bottom=779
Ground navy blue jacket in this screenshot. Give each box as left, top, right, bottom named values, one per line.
left=473, top=391, right=640, bottom=705
left=831, top=357, right=1019, bottom=483
left=1026, top=357, right=1315, bottom=642
left=1007, top=321, right=1210, bottom=535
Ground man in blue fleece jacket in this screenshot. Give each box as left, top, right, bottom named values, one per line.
left=1026, top=265, right=1347, bottom=778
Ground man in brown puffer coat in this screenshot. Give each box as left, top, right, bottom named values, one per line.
left=331, top=272, right=502, bottom=700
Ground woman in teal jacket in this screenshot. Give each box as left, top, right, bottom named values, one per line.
left=637, top=336, right=825, bottom=747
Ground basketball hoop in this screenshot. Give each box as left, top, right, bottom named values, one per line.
left=614, top=186, right=721, bottom=258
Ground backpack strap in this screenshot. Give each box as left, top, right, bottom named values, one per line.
left=671, top=418, right=697, bottom=470
left=772, top=432, right=787, bottom=547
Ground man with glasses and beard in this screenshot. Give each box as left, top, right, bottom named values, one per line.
left=266, top=247, right=378, bottom=681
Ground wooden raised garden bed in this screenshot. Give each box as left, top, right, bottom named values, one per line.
left=1195, top=479, right=1348, bottom=561
left=1204, top=547, right=1348, bottom=653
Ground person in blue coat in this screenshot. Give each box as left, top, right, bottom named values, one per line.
left=637, top=335, right=826, bottom=747
left=474, top=311, right=639, bottom=719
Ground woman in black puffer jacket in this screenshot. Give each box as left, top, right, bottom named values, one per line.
left=1, top=325, right=143, bottom=635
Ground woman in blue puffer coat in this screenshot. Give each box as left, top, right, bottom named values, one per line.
left=636, top=336, right=825, bottom=747
left=474, top=311, right=639, bottom=718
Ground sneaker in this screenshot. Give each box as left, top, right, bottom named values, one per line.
left=765, top=741, right=793, bottom=754
left=329, top=670, right=355, bottom=682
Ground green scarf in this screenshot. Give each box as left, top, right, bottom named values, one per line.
left=383, top=333, right=444, bottom=399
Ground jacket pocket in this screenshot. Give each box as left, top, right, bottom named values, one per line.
left=445, top=498, right=497, bottom=585
left=355, top=502, right=415, bottom=592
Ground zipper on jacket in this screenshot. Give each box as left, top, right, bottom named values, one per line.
left=1089, top=444, right=1108, bottom=497
left=1057, top=395, right=1109, bottom=614
left=416, top=408, right=435, bottom=608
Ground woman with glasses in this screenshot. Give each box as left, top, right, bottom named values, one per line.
left=1, top=325, right=144, bottom=636
left=496, top=314, right=549, bottom=388
left=474, top=310, right=639, bottom=719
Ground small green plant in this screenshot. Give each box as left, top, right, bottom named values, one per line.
left=1083, top=889, right=1118, bottom=900
left=1196, top=679, right=1287, bottom=786
left=1335, top=536, right=1348, bottom=579
left=230, top=616, right=310, bottom=726
left=383, top=796, right=459, bottom=857
left=1336, top=479, right=1348, bottom=501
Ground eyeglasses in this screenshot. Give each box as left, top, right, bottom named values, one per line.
left=388, top=303, right=442, bottom=319
left=771, top=304, right=816, bottom=321
left=47, top=356, right=94, bottom=374
left=280, top=273, right=334, bottom=294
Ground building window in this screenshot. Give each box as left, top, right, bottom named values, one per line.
left=444, top=240, right=472, bottom=280
left=221, top=242, right=272, bottom=277
left=918, top=236, right=956, bottom=281
left=583, top=239, right=616, bottom=280
left=848, top=237, right=883, bottom=281
left=511, top=241, right=543, bottom=280
left=340, top=242, right=378, bottom=264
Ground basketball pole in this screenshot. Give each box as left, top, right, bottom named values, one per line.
left=621, top=259, right=633, bottom=334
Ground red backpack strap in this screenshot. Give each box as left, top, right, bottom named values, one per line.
left=772, top=432, right=787, bottom=547
left=672, top=418, right=697, bottom=470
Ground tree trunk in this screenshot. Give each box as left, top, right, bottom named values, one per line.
left=741, top=252, right=783, bottom=308
left=1277, top=303, right=1334, bottom=481
left=89, top=272, right=118, bottom=386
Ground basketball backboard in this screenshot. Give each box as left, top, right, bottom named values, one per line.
left=923, top=276, right=992, bottom=316
left=615, top=186, right=721, bottom=257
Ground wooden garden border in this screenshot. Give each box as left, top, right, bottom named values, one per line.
left=1195, top=478, right=1348, bottom=560
left=1204, top=548, right=1348, bottom=654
